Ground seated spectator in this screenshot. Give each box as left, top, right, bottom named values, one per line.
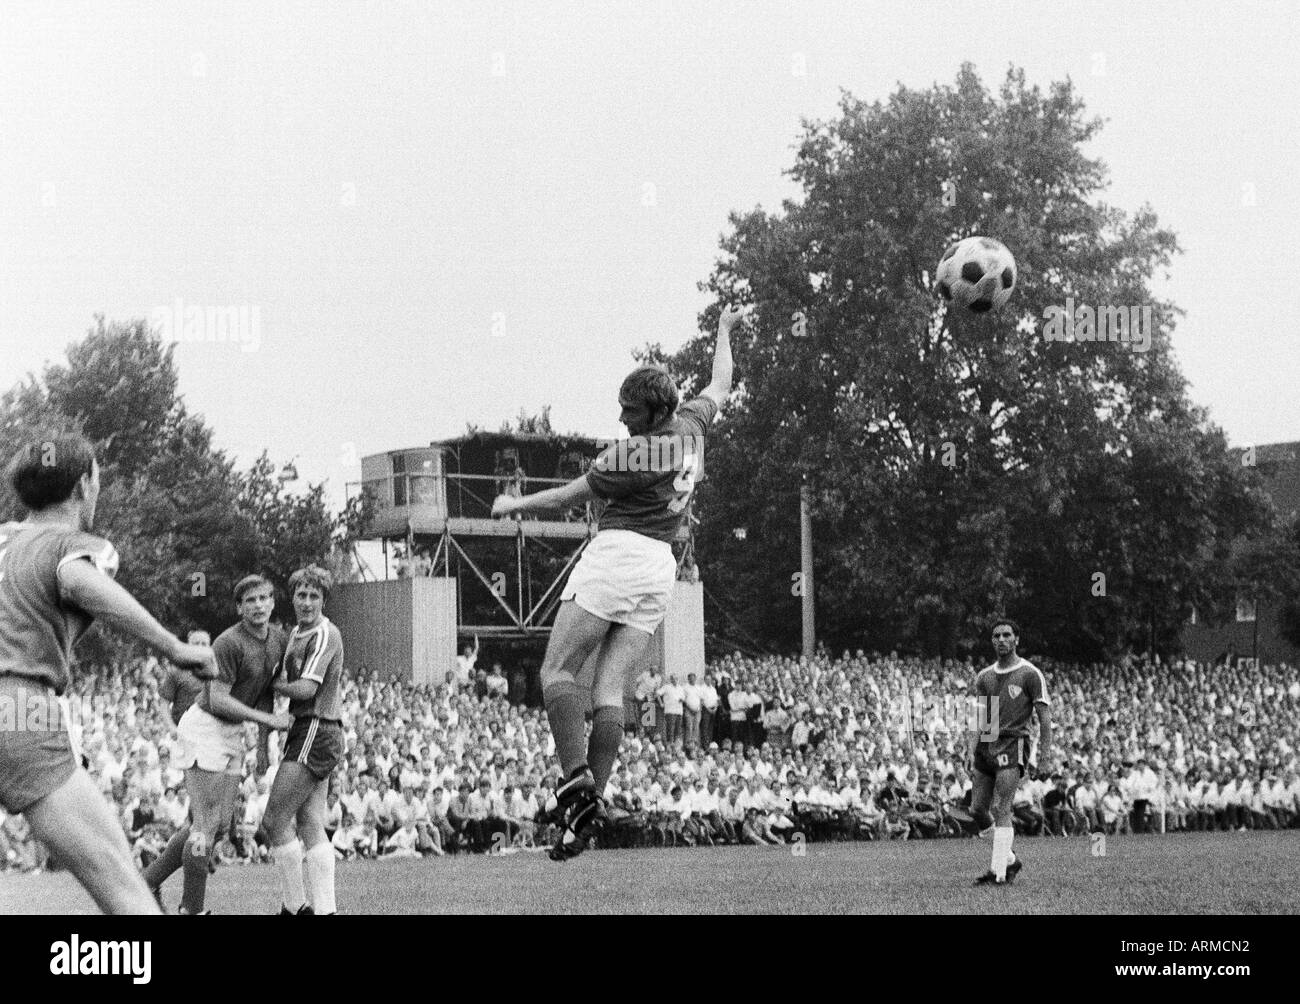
left=1042, top=777, right=1076, bottom=836
left=383, top=819, right=422, bottom=858
left=1100, top=783, right=1129, bottom=835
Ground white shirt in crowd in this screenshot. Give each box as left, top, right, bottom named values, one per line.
left=658, top=682, right=685, bottom=715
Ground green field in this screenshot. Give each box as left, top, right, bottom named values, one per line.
left=3, top=831, right=1297, bottom=914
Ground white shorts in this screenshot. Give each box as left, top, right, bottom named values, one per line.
left=177, top=705, right=245, bottom=775
left=562, top=529, right=677, bottom=634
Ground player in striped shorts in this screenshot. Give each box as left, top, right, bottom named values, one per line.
left=260, top=565, right=345, bottom=915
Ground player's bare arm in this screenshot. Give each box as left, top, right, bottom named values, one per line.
left=491, top=474, right=598, bottom=519
left=58, top=558, right=216, bottom=678
left=201, top=681, right=293, bottom=730
left=1034, top=703, right=1052, bottom=769
left=274, top=676, right=321, bottom=702
left=700, top=304, right=741, bottom=408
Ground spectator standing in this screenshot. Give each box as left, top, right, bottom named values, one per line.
left=658, top=676, right=685, bottom=747
left=700, top=674, right=720, bottom=747
left=682, top=673, right=703, bottom=750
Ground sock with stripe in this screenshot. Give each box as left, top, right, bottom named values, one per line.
left=543, top=679, right=589, bottom=778
left=303, top=841, right=337, bottom=915
left=587, top=705, right=624, bottom=795
left=272, top=839, right=307, bottom=912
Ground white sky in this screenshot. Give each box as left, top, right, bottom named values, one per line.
left=2, top=0, right=1297, bottom=515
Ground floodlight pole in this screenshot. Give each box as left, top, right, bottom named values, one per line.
left=800, top=479, right=815, bottom=661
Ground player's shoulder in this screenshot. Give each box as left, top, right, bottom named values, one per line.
left=46, top=526, right=120, bottom=576
left=212, top=622, right=245, bottom=649
left=676, top=395, right=719, bottom=432
left=1014, top=657, right=1046, bottom=681
left=1015, top=658, right=1049, bottom=697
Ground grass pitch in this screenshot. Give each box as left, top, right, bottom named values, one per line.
left=2, top=831, right=1297, bottom=915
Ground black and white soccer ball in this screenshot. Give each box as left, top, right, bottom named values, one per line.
left=936, top=236, right=1017, bottom=314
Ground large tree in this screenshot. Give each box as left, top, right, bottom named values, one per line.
left=648, top=64, right=1275, bottom=660
left=1, top=317, right=340, bottom=663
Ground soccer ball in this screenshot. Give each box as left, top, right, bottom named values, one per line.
left=936, top=236, right=1017, bottom=314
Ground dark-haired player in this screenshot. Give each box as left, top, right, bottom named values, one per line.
left=491, top=305, right=740, bottom=860
left=143, top=575, right=291, bottom=913
left=0, top=436, right=216, bottom=914
left=261, top=565, right=345, bottom=915
left=968, top=619, right=1051, bottom=886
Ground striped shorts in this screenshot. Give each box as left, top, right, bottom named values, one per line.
left=282, top=716, right=343, bottom=781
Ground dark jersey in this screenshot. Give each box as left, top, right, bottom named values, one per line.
left=974, top=657, right=1049, bottom=742
left=282, top=617, right=344, bottom=720
left=210, top=621, right=287, bottom=717
left=159, top=664, right=204, bottom=723
left=585, top=396, right=718, bottom=544
left=0, top=521, right=119, bottom=694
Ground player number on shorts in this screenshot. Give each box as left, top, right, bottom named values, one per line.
left=666, top=453, right=699, bottom=513
left=997, top=753, right=1009, bottom=767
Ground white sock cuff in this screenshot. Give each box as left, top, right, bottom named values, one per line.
left=991, top=826, right=1014, bottom=878
left=303, top=840, right=337, bottom=915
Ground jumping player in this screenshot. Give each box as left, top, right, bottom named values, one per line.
left=0, top=436, right=216, bottom=914
left=968, top=619, right=1051, bottom=885
left=143, top=575, right=292, bottom=913
left=491, top=305, right=740, bottom=860
left=260, top=565, right=345, bottom=915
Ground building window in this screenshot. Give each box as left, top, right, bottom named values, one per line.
left=1235, top=597, right=1256, bottom=623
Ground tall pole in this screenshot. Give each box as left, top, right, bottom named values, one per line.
left=1252, top=594, right=1259, bottom=666
left=800, top=480, right=815, bottom=660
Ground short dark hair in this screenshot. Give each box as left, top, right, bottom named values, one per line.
left=233, top=574, right=274, bottom=603
left=990, top=618, right=1020, bottom=638
left=619, top=365, right=678, bottom=416
left=6, top=435, right=96, bottom=511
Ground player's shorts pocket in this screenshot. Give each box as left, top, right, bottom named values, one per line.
left=561, top=530, right=677, bottom=634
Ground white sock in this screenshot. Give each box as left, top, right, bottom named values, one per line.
left=272, top=839, right=307, bottom=912
left=304, top=841, right=337, bottom=915
left=991, top=826, right=1014, bottom=879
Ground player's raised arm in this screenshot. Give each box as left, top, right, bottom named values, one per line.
left=491, top=473, right=598, bottom=519
left=700, top=304, right=742, bottom=408
left=58, top=558, right=216, bottom=678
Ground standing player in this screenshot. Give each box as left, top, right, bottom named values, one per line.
left=260, top=565, right=345, bottom=915
left=0, top=436, right=216, bottom=914
left=491, top=305, right=740, bottom=860
left=968, top=619, right=1051, bottom=886
left=143, top=575, right=292, bottom=913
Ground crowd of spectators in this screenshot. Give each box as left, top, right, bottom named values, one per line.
left=3, top=646, right=1298, bottom=873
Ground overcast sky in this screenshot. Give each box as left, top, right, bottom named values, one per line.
left=3, top=1, right=1297, bottom=513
